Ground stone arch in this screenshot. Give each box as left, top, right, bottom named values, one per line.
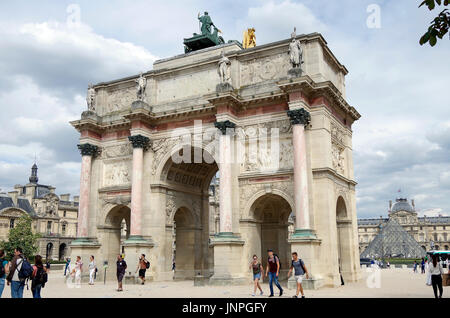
left=166, top=196, right=201, bottom=227
left=0, top=207, right=29, bottom=218
left=98, top=205, right=131, bottom=275
left=46, top=242, right=54, bottom=260
left=154, top=141, right=219, bottom=190
left=336, top=195, right=353, bottom=282
left=244, top=188, right=294, bottom=221
left=245, top=193, right=293, bottom=279
left=59, top=243, right=67, bottom=261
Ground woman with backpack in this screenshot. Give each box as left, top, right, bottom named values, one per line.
left=88, top=255, right=97, bottom=285
left=428, top=254, right=445, bottom=298
left=31, top=255, right=47, bottom=298
left=249, top=255, right=264, bottom=296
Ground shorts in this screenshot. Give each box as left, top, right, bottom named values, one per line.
left=117, top=272, right=125, bottom=282
left=295, top=275, right=304, bottom=283
left=139, top=269, right=146, bottom=278
left=253, top=273, right=261, bottom=280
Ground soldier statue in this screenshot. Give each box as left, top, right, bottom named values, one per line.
left=135, top=72, right=147, bottom=101
left=86, top=84, right=96, bottom=111
left=288, top=27, right=303, bottom=69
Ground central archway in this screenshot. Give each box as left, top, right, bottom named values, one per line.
left=160, top=145, right=219, bottom=280
left=249, top=193, right=293, bottom=279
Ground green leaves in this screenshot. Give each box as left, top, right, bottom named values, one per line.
left=0, top=216, right=41, bottom=261
left=419, top=1, right=449, bottom=46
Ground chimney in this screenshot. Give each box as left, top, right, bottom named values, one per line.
left=60, top=194, right=70, bottom=201
left=73, top=195, right=79, bottom=203
left=8, top=191, right=18, bottom=206
left=49, top=187, right=56, bottom=194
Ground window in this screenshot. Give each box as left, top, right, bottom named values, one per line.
left=47, top=221, right=52, bottom=234
left=63, top=211, right=66, bottom=217
left=9, top=219, right=15, bottom=229
left=62, top=224, right=66, bottom=235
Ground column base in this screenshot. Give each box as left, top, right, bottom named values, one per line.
left=123, top=237, right=155, bottom=285
left=209, top=235, right=248, bottom=286
left=288, top=233, right=322, bottom=289
left=287, top=275, right=324, bottom=290
left=69, top=239, right=101, bottom=282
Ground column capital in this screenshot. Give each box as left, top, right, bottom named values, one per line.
left=214, top=120, right=236, bottom=135
left=77, top=143, right=99, bottom=157
left=128, top=134, right=151, bottom=150
left=287, top=108, right=311, bottom=126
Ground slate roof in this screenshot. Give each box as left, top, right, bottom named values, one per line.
left=0, top=193, right=36, bottom=217
left=360, top=218, right=426, bottom=259
left=34, top=185, right=51, bottom=198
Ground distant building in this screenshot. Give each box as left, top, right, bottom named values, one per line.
left=0, top=164, right=78, bottom=260
left=358, top=198, right=450, bottom=256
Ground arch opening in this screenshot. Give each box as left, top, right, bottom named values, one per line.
left=336, top=196, right=353, bottom=282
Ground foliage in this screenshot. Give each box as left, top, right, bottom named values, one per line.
left=419, top=0, right=450, bottom=46
left=0, top=216, right=41, bottom=261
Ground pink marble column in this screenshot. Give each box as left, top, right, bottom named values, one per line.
left=215, top=120, right=236, bottom=235
left=128, top=134, right=150, bottom=238
left=287, top=109, right=312, bottom=232
left=76, top=143, right=98, bottom=238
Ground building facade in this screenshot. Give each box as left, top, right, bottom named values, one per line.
left=0, top=164, right=79, bottom=260
left=358, top=198, right=450, bottom=255
left=70, top=30, right=361, bottom=288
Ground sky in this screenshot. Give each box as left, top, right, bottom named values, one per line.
left=0, top=0, right=449, bottom=219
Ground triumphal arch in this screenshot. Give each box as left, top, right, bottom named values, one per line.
left=70, top=17, right=361, bottom=288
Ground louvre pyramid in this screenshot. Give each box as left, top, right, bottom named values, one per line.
left=360, top=218, right=426, bottom=259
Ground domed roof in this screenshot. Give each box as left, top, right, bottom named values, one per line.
left=391, top=198, right=414, bottom=213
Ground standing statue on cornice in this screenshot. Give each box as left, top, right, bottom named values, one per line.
left=86, top=84, right=96, bottom=111
left=288, top=27, right=303, bottom=69
left=135, top=72, right=147, bottom=101
left=218, top=51, right=231, bottom=85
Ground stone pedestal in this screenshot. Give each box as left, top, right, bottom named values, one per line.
left=209, top=234, right=247, bottom=286
left=216, top=82, right=233, bottom=93
left=122, top=237, right=154, bottom=284
left=131, top=100, right=152, bottom=111
left=69, top=239, right=101, bottom=282
left=288, top=67, right=303, bottom=78
left=288, top=234, right=323, bottom=290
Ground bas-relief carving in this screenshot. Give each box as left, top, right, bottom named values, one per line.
left=101, top=143, right=133, bottom=159
left=239, top=120, right=293, bottom=173
left=103, top=161, right=131, bottom=187
left=330, top=121, right=346, bottom=175
left=240, top=53, right=290, bottom=86
left=104, top=87, right=136, bottom=114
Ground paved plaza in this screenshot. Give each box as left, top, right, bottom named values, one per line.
left=1, top=268, right=446, bottom=298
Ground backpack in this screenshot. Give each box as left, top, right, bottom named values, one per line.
left=0, top=259, right=5, bottom=278
left=145, top=260, right=150, bottom=269
left=33, top=266, right=48, bottom=287
left=292, top=259, right=306, bottom=273
left=18, top=257, right=33, bottom=281
left=269, top=254, right=282, bottom=270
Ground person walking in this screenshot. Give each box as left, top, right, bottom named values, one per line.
left=428, top=254, right=444, bottom=298
left=116, top=254, right=127, bottom=292
left=88, top=255, right=96, bottom=285
left=265, top=250, right=283, bottom=297
left=421, top=258, right=426, bottom=274
left=249, top=255, right=264, bottom=296
left=6, top=247, right=27, bottom=298
left=136, top=254, right=149, bottom=285
left=64, top=257, right=71, bottom=276
left=287, top=252, right=309, bottom=298
left=71, top=256, right=83, bottom=288
left=31, top=255, right=47, bottom=298
left=0, top=249, right=9, bottom=298
left=413, top=261, right=418, bottom=273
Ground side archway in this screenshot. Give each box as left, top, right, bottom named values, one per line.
left=336, top=196, right=353, bottom=282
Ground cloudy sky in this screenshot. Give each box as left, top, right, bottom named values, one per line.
left=0, top=0, right=448, bottom=218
